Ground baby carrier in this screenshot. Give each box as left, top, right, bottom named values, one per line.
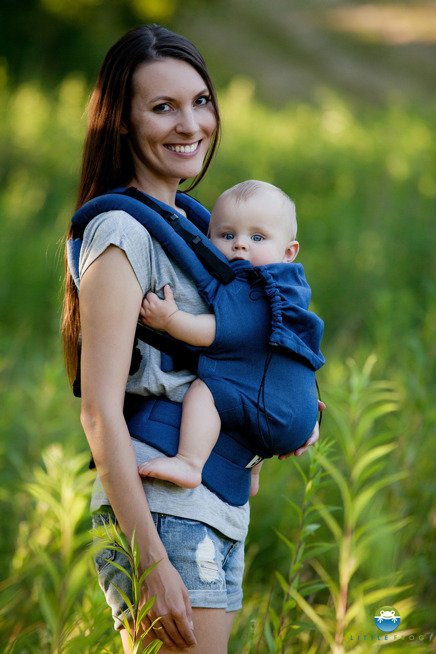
left=68, top=187, right=325, bottom=505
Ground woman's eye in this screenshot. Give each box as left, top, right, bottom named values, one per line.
left=223, top=233, right=234, bottom=240
left=195, top=95, right=211, bottom=106
left=251, top=234, right=264, bottom=242
left=153, top=103, right=171, bottom=113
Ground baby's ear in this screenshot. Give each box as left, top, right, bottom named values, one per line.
left=283, top=240, right=299, bottom=263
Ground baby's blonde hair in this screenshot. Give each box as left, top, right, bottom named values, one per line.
left=214, top=180, right=297, bottom=239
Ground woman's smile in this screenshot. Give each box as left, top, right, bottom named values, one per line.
left=164, top=141, right=201, bottom=154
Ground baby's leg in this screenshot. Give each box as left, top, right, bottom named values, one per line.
left=138, top=379, right=220, bottom=488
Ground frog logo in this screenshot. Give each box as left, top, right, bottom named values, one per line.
left=374, top=606, right=401, bottom=632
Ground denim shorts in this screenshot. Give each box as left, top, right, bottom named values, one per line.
left=92, top=509, right=244, bottom=630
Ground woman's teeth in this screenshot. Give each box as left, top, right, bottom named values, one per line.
left=166, top=143, right=199, bottom=153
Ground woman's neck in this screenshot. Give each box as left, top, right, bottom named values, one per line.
left=129, top=172, right=180, bottom=211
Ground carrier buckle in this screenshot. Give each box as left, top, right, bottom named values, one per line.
left=245, top=455, right=264, bottom=469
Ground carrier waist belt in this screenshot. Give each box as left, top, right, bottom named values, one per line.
left=124, top=394, right=255, bottom=506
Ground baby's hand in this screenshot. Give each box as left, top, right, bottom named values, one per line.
left=140, top=284, right=179, bottom=332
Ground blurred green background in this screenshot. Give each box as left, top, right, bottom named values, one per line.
left=1, top=1, right=435, bottom=652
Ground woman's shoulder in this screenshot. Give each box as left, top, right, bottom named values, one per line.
left=82, top=209, right=152, bottom=244
left=79, top=210, right=154, bottom=292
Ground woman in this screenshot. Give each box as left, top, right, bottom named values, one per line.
left=62, top=25, right=320, bottom=652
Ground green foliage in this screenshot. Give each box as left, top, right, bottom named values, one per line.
left=260, top=437, right=335, bottom=652
left=0, top=0, right=192, bottom=86
left=0, top=445, right=118, bottom=653
left=0, top=446, right=162, bottom=653
left=1, top=70, right=434, bottom=651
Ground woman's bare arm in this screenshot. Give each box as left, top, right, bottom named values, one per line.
left=79, top=246, right=196, bottom=649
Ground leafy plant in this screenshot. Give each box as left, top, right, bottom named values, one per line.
left=0, top=442, right=162, bottom=653
left=0, top=445, right=118, bottom=653
left=250, top=436, right=334, bottom=652
left=92, top=519, right=163, bottom=654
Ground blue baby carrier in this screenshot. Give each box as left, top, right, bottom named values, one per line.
left=68, top=187, right=325, bottom=506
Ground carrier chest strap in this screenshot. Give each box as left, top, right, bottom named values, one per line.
left=121, top=187, right=235, bottom=284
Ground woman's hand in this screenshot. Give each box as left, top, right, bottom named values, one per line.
left=278, top=401, right=326, bottom=460
left=142, top=557, right=196, bottom=650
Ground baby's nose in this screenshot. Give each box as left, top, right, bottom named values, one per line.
left=233, top=237, right=248, bottom=250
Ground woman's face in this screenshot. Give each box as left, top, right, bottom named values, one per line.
left=125, top=58, right=217, bottom=195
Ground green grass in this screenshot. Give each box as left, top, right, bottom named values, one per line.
left=0, top=71, right=434, bottom=652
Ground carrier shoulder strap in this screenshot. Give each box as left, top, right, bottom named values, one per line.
left=70, top=188, right=235, bottom=286
left=121, top=187, right=235, bottom=284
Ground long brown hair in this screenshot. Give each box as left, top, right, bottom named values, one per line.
left=62, top=25, right=221, bottom=383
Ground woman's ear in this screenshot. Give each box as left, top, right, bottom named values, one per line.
left=120, top=123, right=129, bottom=135
left=283, top=240, right=299, bottom=263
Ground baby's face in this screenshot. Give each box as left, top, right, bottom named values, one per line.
left=209, top=192, right=297, bottom=267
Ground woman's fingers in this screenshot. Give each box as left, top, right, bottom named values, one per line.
left=293, top=422, right=320, bottom=457
left=291, top=401, right=326, bottom=457
left=278, top=411, right=324, bottom=460
left=162, top=586, right=196, bottom=649
left=163, top=284, right=174, bottom=301
left=141, top=562, right=196, bottom=650
left=169, top=614, right=197, bottom=649
left=149, top=614, right=196, bottom=650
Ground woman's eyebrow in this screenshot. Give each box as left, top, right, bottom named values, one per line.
left=149, top=95, right=173, bottom=103
left=149, top=88, right=209, bottom=103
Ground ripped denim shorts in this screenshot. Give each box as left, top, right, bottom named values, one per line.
left=92, top=508, right=244, bottom=630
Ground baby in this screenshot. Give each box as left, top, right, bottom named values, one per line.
left=138, top=180, right=319, bottom=492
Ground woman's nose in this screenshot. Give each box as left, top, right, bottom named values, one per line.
left=175, top=108, right=197, bottom=135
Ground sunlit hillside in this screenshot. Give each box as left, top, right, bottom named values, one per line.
left=176, top=0, right=436, bottom=106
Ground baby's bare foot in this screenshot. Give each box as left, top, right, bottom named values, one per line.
left=138, top=455, right=202, bottom=489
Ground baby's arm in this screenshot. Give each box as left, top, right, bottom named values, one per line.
left=140, top=284, right=216, bottom=347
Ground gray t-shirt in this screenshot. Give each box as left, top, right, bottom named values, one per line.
left=79, top=210, right=249, bottom=542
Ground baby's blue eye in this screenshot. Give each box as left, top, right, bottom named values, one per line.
left=251, top=234, right=264, bottom=242
left=223, top=233, right=234, bottom=240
